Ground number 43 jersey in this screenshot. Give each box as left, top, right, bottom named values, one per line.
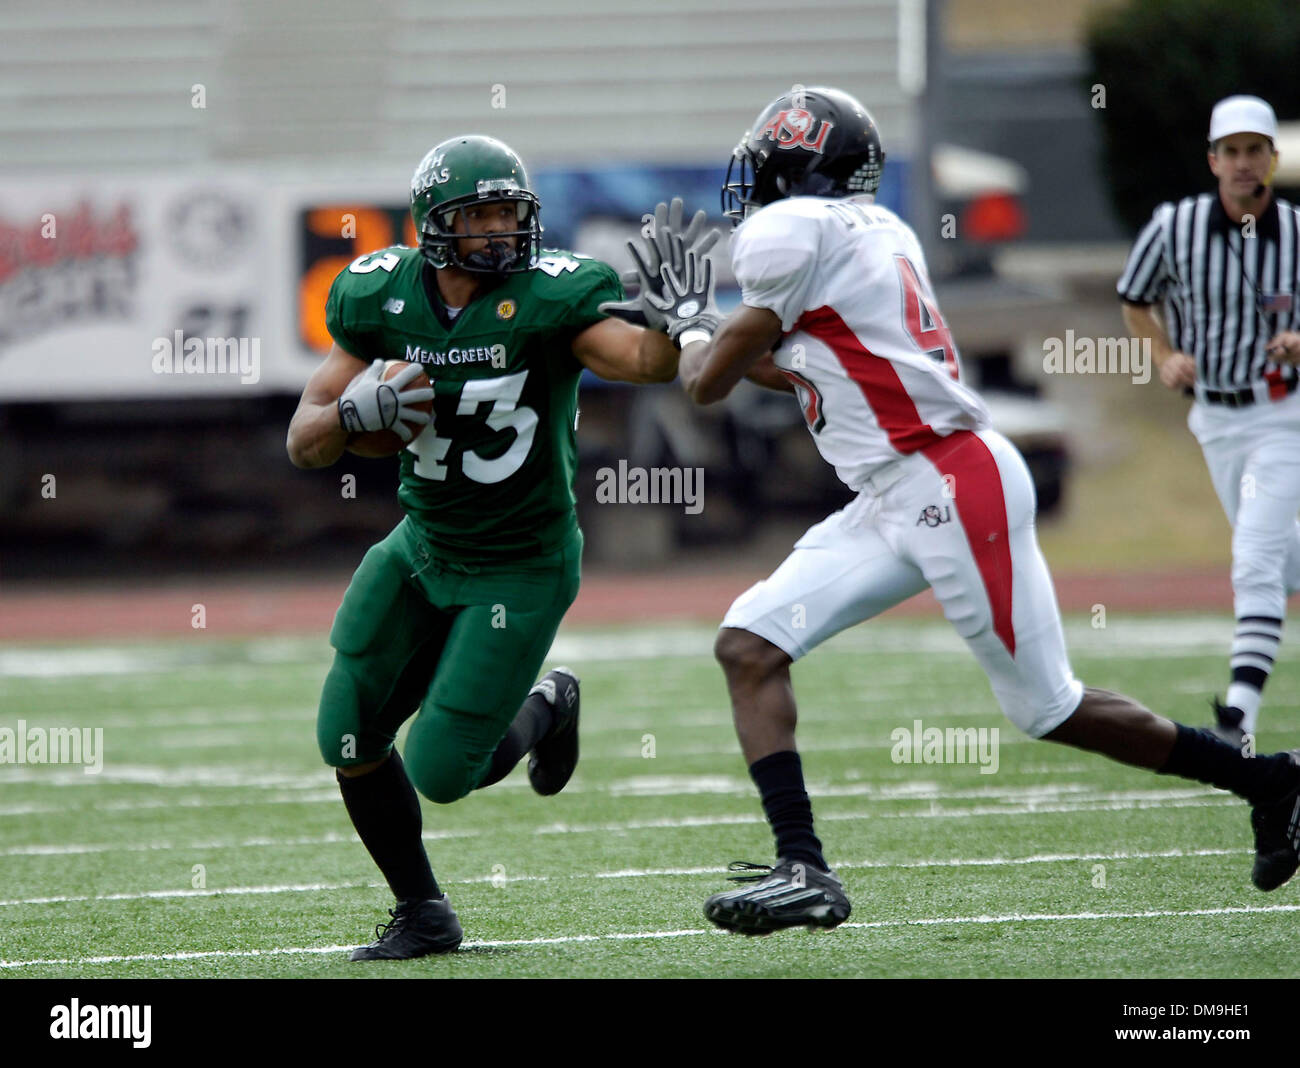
left=732, top=196, right=991, bottom=490
left=326, top=245, right=622, bottom=560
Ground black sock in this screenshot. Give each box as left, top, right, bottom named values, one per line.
left=749, top=750, right=827, bottom=870
left=477, top=691, right=554, bottom=789
left=337, top=749, right=440, bottom=902
left=1158, top=724, right=1298, bottom=804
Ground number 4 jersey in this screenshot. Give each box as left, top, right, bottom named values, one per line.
left=326, top=245, right=622, bottom=560
left=732, top=196, right=991, bottom=490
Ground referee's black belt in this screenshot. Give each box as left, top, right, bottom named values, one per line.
left=1193, top=378, right=1300, bottom=407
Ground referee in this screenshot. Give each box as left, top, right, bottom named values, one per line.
left=1118, top=94, right=1300, bottom=747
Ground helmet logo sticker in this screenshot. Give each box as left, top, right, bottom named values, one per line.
left=412, top=151, right=450, bottom=193
left=756, top=108, right=834, bottom=153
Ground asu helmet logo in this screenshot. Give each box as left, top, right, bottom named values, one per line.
left=756, top=108, right=834, bottom=153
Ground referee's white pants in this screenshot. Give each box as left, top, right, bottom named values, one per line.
left=721, top=429, right=1083, bottom=738
left=1189, top=391, right=1300, bottom=619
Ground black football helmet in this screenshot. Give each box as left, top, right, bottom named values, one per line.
left=722, top=86, right=886, bottom=224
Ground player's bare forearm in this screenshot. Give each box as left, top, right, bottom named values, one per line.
left=287, top=342, right=370, bottom=468
left=681, top=304, right=784, bottom=404
left=744, top=352, right=796, bottom=394
left=287, top=402, right=350, bottom=469
left=636, top=327, right=681, bottom=383
left=573, top=317, right=679, bottom=384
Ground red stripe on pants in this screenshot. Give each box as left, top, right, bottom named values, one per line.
left=921, top=432, right=1016, bottom=657
left=796, top=305, right=943, bottom=454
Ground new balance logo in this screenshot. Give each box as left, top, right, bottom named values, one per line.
left=382, top=298, right=405, bottom=314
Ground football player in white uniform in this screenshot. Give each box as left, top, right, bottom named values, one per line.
left=614, top=87, right=1300, bottom=934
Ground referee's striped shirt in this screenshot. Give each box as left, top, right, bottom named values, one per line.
left=1117, top=194, right=1300, bottom=391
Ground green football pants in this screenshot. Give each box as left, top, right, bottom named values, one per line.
left=316, top=517, right=581, bottom=803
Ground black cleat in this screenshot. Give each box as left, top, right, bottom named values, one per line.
left=349, top=896, right=463, bottom=961
left=704, top=859, right=851, bottom=935
left=1210, top=697, right=1246, bottom=748
left=1250, top=751, right=1300, bottom=892
left=527, top=667, right=580, bottom=796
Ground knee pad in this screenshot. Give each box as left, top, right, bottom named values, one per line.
left=316, top=656, right=396, bottom=767
left=402, top=713, right=488, bottom=805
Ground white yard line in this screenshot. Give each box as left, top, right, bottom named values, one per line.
left=595, top=847, right=1248, bottom=878
left=2, top=789, right=1240, bottom=855
left=841, top=904, right=1300, bottom=929
left=0, top=776, right=1220, bottom=813
left=0, top=617, right=1279, bottom=681
left=0, top=847, right=1249, bottom=908
left=3, top=902, right=1298, bottom=969
left=1, top=829, right=476, bottom=857
left=534, top=794, right=1238, bottom=834
left=0, top=882, right=376, bottom=907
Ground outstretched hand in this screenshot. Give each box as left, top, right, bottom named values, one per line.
left=598, top=197, right=722, bottom=333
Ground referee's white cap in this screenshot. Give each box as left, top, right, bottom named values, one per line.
left=1208, top=95, right=1277, bottom=142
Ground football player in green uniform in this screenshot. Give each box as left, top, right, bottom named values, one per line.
left=287, top=135, right=701, bottom=960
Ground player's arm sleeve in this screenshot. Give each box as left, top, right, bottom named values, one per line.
left=324, top=269, right=379, bottom=359
left=1117, top=204, right=1174, bottom=305
left=565, top=258, right=625, bottom=332
left=548, top=258, right=626, bottom=375
left=731, top=213, right=820, bottom=332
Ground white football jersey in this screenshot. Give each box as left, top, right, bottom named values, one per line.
left=731, top=195, right=991, bottom=490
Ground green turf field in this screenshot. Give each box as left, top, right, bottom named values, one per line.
left=1, top=616, right=1298, bottom=979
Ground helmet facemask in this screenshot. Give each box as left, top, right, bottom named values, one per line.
left=722, top=142, right=762, bottom=224
left=417, top=191, right=541, bottom=275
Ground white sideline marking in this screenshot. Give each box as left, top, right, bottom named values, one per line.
left=535, top=794, right=1237, bottom=835
left=2, top=789, right=1239, bottom=855
left=0, top=765, right=334, bottom=788
left=595, top=847, right=1248, bottom=878
left=0, top=882, right=375, bottom=907
left=1, top=829, right=476, bottom=857
left=0, top=847, right=1248, bottom=909
left=0, top=774, right=1199, bottom=814
left=843, top=904, right=1300, bottom=930
left=3, top=903, right=1298, bottom=969
left=847, top=796, right=1239, bottom=820
left=0, top=946, right=360, bottom=969
left=1, top=617, right=1281, bottom=681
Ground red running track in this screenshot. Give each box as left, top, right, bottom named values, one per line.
left=0, top=567, right=1232, bottom=642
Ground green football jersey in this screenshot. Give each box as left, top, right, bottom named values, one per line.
left=325, top=245, right=622, bottom=560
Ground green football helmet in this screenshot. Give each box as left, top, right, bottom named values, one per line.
left=410, top=135, right=543, bottom=274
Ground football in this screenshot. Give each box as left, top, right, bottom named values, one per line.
left=345, top=360, right=433, bottom=457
